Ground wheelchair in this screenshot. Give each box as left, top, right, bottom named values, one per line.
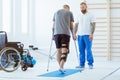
left=0, top=31, right=23, bottom=72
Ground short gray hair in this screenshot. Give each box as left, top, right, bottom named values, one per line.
left=63, top=4, right=70, bottom=9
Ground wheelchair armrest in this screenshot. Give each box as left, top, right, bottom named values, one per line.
left=7, top=42, right=21, bottom=44
left=6, top=42, right=24, bottom=47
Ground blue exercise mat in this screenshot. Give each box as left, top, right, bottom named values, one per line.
left=38, top=69, right=81, bottom=78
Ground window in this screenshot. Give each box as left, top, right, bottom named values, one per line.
left=2, top=0, right=11, bottom=32
left=21, top=0, right=28, bottom=34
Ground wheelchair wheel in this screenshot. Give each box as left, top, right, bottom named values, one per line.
left=21, top=65, right=28, bottom=71
left=0, top=47, right=21, bottom=72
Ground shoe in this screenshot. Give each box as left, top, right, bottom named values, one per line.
left=59, top=68, right=65, bottom=74
left=89, top=65, right=93, bottom=69
left=76, top=66, right=85, bottom=69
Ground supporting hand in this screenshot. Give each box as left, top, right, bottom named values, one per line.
left=89, top=34, right=93, bottom=40
left=72, top=34, right=77, bottom=40
left=52, top=34, right=54, bottom=40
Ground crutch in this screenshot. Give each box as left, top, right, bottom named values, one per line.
left=46, top=39, right=53, bottom=71
left=70, top=30, right=79, bottom=66
left=74, top=40, right=79, bottom=66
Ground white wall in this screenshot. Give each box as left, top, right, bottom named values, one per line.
left=0, top=0, right=35, bottom=48
left=0, top=0, right=2, bottom=30
left=10, top=0, right=35, bottom=47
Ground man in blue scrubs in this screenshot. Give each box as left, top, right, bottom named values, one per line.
left=73, top=2, right=96, bottom=69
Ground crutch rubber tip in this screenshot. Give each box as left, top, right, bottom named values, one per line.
left=33, top=47, right=38, bottom=50
left=29, top=45, right=34, bottom=49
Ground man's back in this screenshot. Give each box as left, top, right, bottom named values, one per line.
left=53, top=9, right=74, bottom=36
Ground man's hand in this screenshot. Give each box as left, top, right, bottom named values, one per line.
left=52, top=34, right=54, bottom=40
left=72, top=34, right=77, bottom=40
left=89, top=34, right=93, bottom=40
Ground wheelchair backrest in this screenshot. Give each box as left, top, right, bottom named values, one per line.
left=0, top=31, right=8, bottom=50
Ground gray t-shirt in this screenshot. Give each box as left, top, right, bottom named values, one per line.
left=53, top=9, right=74, bottom=36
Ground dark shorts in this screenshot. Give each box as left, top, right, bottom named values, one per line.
left=54, top=34, right=70, bottom=49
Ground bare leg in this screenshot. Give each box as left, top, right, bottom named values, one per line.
left=56, top=49, right=61, bottom=65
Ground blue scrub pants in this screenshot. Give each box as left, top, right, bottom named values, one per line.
left=78, top=35, right=94, bottom=66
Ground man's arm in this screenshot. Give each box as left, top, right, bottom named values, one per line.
left=72, top=23, right=78, bottom=40
left=74, top=23, right=78, bottom=35
left=90, top=22, right=96, bottom=34
left=52, top=13, right=55, bottom=35
left=52, top=22, right=55, bottom=33
left=52, top=22, right=55, bottom=40
left=70, top=21, right=74, bottom=34
left=89, top=22, right=96, bottom=40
